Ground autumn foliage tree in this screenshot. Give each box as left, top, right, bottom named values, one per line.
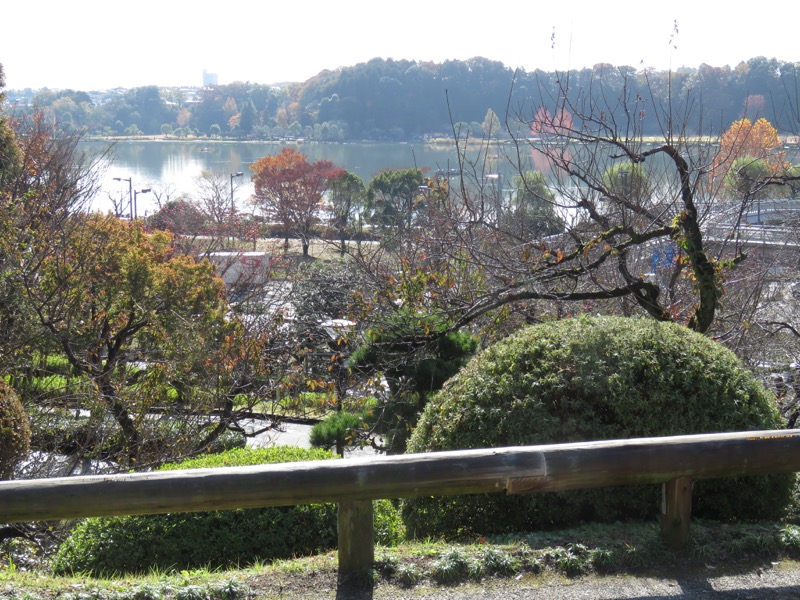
left=23, top=214, right=233, bottom=465
left=251, top=148, right=344, bottom=256
left=530, top=105, right=573, bottom=136
left=0, top=109, right=104, bottom=380
left=146, top=199, right=206, bottom=237
left=715, top=118, right=786, bottom=183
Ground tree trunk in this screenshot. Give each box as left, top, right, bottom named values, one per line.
left=97, top=378, right=139, bottom=464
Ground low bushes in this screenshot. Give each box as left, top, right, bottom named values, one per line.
left=53, top=446, right=404, bottom=575
left=403, top=316, right=794, bottom=538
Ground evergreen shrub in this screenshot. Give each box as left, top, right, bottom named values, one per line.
left=53, top=446, right=403, bottom=575
left=403, top=316, right=794, bottom=538
left=310, top=411, right=367, bottom=452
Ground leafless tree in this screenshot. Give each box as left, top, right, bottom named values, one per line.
left=345, top=66, right=782, bottom=353
left=193, top=170, right=238, bottom=237
left=149, top=183, right=179, bottom=211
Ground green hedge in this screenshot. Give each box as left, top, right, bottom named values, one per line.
left=53, top=446, right=403, bottom=575
left=403, top=316, right=794, bottom=538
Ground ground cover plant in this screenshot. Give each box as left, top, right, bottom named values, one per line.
left=404, top=315, right=795, bottom=538
left=51, top=446, right=404, bottom=576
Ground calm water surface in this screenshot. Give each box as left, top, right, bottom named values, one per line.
left=81, top=140, right=472, bottom=216
left=86, top=138, right=781, bottom=217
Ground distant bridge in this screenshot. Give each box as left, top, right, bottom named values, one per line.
left=704, top=224, right=800, bottom=251
left=703, top=198, right=800, bottom=253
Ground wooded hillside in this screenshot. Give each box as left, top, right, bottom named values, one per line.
left=8, top=56, right=799, bottom=140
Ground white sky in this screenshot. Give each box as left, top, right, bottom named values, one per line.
left=2, top=1, right=798, bottom=91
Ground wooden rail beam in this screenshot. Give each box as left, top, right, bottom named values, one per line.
left=0, top=430, right=797, bottom=570
left=1, top=430, right=798, bottom=523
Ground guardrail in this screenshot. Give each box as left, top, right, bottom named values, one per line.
left=704, top=223, right=800, bottom=249
left=1, top=430, right=799, bottom=572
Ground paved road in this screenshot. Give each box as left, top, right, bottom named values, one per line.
left=246, top=420, right=315, bottom=449
left=244, top=418, right=379, bottom=457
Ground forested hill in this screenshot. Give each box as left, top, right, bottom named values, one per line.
left=293, top=57, right=517, bottom=138
left=7, top=56, right=799, bottom=141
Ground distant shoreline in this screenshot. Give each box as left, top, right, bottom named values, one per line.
left=83, top=134, right=738, bottom=146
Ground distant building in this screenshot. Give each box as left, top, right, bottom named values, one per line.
left=202, top=69, right=218, bottom=86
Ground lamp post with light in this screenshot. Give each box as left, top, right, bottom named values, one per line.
left=230, top=171, right=244, bottom=217
left=133, top=188, right=151, bottom=220
left=113, top=177, right=132, bottom=218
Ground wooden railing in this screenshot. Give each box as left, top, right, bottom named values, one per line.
left=1, top=429, right=799, bottom=572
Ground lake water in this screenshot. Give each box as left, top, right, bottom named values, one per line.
left=81, top=139, right=473, bottom=216
left=84, top=138, right=797, bottom=218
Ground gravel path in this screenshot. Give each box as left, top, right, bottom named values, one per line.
left=387, top=567, right=800, bottom=599
left=250, top=562, right=800, bottom=599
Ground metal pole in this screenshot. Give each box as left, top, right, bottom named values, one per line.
left=113, top=177, right=133, bottom=218
left=230, top=172, right=243, bottom=216
left=134, top=189, right=151, bottom=220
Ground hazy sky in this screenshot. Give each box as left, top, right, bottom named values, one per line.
left=2, top=1, right=798, bottom=91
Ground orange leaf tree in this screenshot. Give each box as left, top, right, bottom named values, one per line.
left=251, top=147, right=344, bottom=256
left=25, top=214, right=235, bottom=465
left=715, top=117, right=786, bottom=180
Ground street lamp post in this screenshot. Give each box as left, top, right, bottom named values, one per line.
left=113, top=177, right=132, bottom=218
left=230, top=172, right=244, bottom=217
left=133, top=189, right=151, bottom=220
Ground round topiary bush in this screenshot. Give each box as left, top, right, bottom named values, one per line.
left=0, top=380, right=30, bottom=479
left=403, top=316, right=794, bottom=538
left=53, top=446, right=404, bottom=575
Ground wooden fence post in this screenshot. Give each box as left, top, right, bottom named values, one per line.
left=337, top=500, right=374, bottom=572
left=661, top=477, right=693, bottom=549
